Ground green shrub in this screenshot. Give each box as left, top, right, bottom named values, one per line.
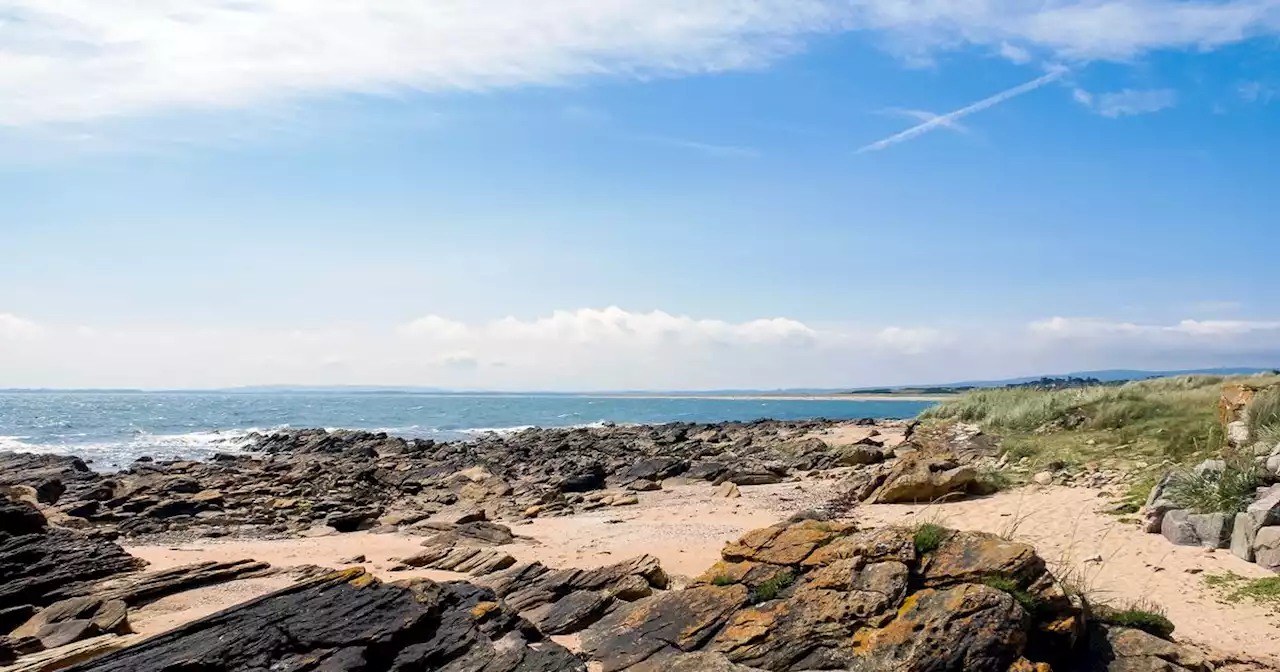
left=711, top=575, right=735, bottom=587
left=1097, top=601, right=1175, bottom=639
left=752, top=569, right=795, bottom=602
left=1164, top=458, right=1263, bottom=514
left=913, top=523, right=948, bottom=555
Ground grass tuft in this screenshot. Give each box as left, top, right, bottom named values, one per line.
left=981, top=576, right=1044, bottom=615
left=751, top=569, right=795, bottom=603
left=711, top=575, right=735, bottom=587
left=1204, top=572, right=1280, bottom=604
left=1248, top=386, right=1280, bottom=446
left=1163, top=456, right=1264, bottom=514
left=913, top=522, right=949, bottom=555
left=1097, top=600, right=1175, bottom=639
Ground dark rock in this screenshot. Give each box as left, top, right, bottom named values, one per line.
left=1, top=496, right=48, bottom=536
left=36, top=619, right=101, bottom=649
left=621, top=458, right=687, bottom=483
left=0, top=604, right=38, bottom=633
left=66, top=569, right=584, bottom=672
left=0, top=524, right=144, bottom=608
left=324, top=508, right=379, bottom=533
left=558, top=463, right=608, bottom=493
left=725, top=471, right=785, bottom=486
left=528, top=589, right=614, bottom=635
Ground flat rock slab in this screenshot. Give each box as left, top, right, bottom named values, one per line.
left=63, top=568, right=583, bottom=672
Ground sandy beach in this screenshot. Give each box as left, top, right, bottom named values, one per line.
left=124, top=480, right=1280, bottom=660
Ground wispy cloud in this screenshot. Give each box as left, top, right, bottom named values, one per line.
left=1239, top=81, right=1277, bottom=104
left=2, top=1, right=1279, bottom=127
left=1074, top=88, right=1177, bottom=117
left=642, top=135, right=761, bottom=159
left=880, top=108, right=971, bottom=135
left=857, top=68, right=1065, bottom=153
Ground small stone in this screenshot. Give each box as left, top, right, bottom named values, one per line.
left=338, top=555, right=366, bottom=564
left=1032, top=471, right=1053, bottom=486
left=628, top=479, right=662, bottom=492
left=611, top=495, right=640, bottom=507
left=715, top=482, right=741, bottom=499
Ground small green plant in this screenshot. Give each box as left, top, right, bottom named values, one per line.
left=1097, top=601, right=1175, bottom=639
left=913, top=522, right=949, bottom=555
left=981, top=576, right=1044, bottom=615
left=751, top=569, right=796, bottom=602
left=1164, top=457, right=1263, bottom=514
left=711, top=575, right=735, bottom=587
left=1204, top=572, right=1280, bottom=604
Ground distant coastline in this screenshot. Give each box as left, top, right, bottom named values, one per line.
left=599, top=392, right=956, bottom=402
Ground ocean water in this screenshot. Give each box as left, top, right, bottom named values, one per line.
left=0, top=391, right=935, bottom=471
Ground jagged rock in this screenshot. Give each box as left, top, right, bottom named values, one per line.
left=526, top=589, right=613, bottom=635
left=581, top=584, right=751, bottom=672
left=65, top=569, right=584, bottom=672
left=69, top=559, right=273, bottom=606
left=620, top=458, right=686, bottom=483
left=0, top=605, right=37, bottom=633
left=0, top=515, right=145, bottom=608
left=868, top=454, right=977, bottom=504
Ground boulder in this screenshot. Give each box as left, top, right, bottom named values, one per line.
left=1253, top=526, right=1280, bottom=571
left=721, top=520, right=852, bottom=566
left=836, top=446, right=884, bottom=466
left=1245, top=484, right=1280, bottom=529
left=1187, top=512, right=1232, bottom=549
left=1231, top=513, right=1256, bottom=562
left=868, top=454, right=977, bottom=504
left=323, top=508, right=379, bottom=533
left=1160, top=510, right=1201, bottom=547
left=65, top=569, right=584, bottom=672
left=1084, top=624, right=1210, bottom=672
left=850, top=584, right=1029, bottom=671
left=920, top=531, right=1045, bottom=588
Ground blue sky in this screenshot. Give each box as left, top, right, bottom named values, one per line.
left=2, top=1, right=1279, bottom=389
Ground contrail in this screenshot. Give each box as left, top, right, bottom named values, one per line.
left=857, top=68, right=1066, bottom=153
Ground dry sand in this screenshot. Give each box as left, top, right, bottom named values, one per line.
left=125, top=481, right=1279, bottom=659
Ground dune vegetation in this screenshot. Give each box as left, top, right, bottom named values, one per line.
left=919, top=374, right=1280, bottom=476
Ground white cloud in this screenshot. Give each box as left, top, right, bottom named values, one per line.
left=1239, top=81, right=1277, bottom=103
left=1075, top=88, right=1178, bottom=117
left=880, top=108, right=971, bottom=135
left=2, top=1, right=1279, bottom=126
left=998, top=42, right=1033, bottom=64
left=399, top=315, right=469, bottom=340
left=4, top=309, right=1278, bottom=390
left=0, top=313, right=41, bottom=339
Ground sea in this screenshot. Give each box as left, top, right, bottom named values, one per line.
left=0, top=391, right=935, bottom=471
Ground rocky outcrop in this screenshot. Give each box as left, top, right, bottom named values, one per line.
left=63, top=568, right=584, bottom=672
left=0, top=497, right=144, bottom=609
left=575, top=520, right=1085, bottom=672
